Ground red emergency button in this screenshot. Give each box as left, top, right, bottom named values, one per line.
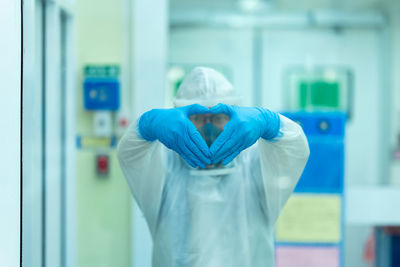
left=119, top=118, right=128, bottom=127
left=97, top=155, right=109, bottom=176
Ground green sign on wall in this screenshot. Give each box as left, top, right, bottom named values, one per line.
left=285, top=67, right=352, bottom=116
left=299, top=81, right=340, bottom=109
left=84, top=65, right=120, bottom=78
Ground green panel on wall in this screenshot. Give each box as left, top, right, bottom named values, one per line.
left=299, top=81, right=340, bottom=109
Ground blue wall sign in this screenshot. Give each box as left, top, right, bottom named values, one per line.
left=83, top=78, right=120, bottom=111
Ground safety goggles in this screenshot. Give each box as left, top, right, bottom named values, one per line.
left=189, top=113, right=230, bottom=129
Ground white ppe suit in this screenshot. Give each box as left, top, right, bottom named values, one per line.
left=117, top=67, right=310, bottom=267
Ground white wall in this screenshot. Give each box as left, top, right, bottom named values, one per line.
left=0, top=0, right=21, bottom=266
left=169, top=28, right=255, bottom=106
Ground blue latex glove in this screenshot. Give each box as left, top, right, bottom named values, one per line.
left=209, top=103, right=281, bottom=165
left=138, top=104, right=211, bottom=168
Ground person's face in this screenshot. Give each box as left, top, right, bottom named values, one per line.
left=189, top=113, right=230, bottom=131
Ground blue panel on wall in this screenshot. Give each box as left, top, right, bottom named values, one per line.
left=283, top=111, right=346, bottom=138
left=297, top=137, right=344, bottom=193
left=282, top=112, right=346, bottom=193
left=83, top=78, right=120, bottom=111
left=392, top=236, right=400, bottom=267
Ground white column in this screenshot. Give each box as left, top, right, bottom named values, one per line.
left=22, top=0, right=44, bottom=266
left=0, top=0, right=21, bottom=266
left=131, top=0, right=168, bottom=266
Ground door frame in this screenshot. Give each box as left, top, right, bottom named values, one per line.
left=43, top=0, right=76, bottom=266
left=21, top=0, right=77, bottom=266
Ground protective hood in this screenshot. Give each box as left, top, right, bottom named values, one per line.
left=174, top=67, right=242, bottom=107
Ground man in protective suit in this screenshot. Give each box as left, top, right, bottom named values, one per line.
left=118, top=67, right=310, bottom=267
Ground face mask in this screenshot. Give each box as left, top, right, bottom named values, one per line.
left=198, top=123, right=223, bottom=147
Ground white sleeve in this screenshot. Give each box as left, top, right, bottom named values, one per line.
left=257, top=114, right=310, bottom=224
left=117, top=121, right=166, bottom=234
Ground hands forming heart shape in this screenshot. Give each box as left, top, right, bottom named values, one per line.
left=138, top=103, right=280, bottom=169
